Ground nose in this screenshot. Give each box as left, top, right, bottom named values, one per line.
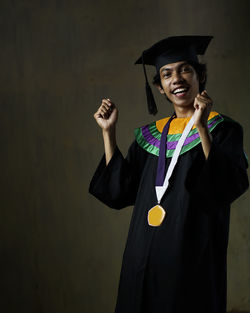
left=172, top=70, right=184, bottom=85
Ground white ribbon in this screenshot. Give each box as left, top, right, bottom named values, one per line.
left=155, top=115, right=195, bottom=204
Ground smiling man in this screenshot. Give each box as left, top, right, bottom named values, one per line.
left=89, top=36, right=249, bottom=313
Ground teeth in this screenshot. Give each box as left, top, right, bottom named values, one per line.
left=173, top=88, right=188, bottom=94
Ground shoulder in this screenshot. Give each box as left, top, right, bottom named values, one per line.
left=220, top=114, right=243, bottom=128
left=211, top=114, right=247, bottom=159
left=133, top=116, right=170, bottom=157
left=215, top=113, right=244, bottom=136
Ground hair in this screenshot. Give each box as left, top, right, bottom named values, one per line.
left=152, top=61, right=207, bottom=102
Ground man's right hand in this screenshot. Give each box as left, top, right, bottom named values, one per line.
left=94, top=98, right=118, bottom=131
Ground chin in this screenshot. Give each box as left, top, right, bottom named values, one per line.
left=173, top=98, right=195, bottom=107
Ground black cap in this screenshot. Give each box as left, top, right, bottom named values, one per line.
left=135, top=35, right=213, bottom=115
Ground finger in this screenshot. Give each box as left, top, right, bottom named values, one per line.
left=107, top=99, right=116, bottom=109
left=198, top=92, right=212, bottom=101
left=94, top=111, right=105, bottom=120
left=98, top=111, right=108, bottom=119
left=101, top=103, right=110, bottom=111
left=196, top=92, right=209, bottom=99
left=101, top=100, right=111, bottom=109
left=194, top=99, right=208, bottom=109
left=201, top=89, right=208, bottom=94
left=193, top=99, right=200, bottom=110
left=202, top=89, right=209, bottom=95
left=102, top=98, right=113, bottom=107
left=95, top=107, right=107, bottom=117
left=95, top=108, right=107, bottom=120
left=198, top=94, right=212, bottom=101
left=96, top=113, right=103, bottom=119
left=101, top=102, right=111, bottom=111
left=196, top=95, right=213, bottom=104
left=100, top=107, right=109, bottom=116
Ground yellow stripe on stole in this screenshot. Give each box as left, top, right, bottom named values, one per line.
left=155, top=111, right=220, bottom=134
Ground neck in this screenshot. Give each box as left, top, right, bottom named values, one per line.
left=173, top=105, right=195, bottom=118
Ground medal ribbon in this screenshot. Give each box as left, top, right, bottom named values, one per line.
left=155, top=113, right=176, bottom=186
left=155, top=115, right=195, bottom=204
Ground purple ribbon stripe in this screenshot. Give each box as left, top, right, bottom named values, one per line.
left=142, top=116, right=220, bottom=150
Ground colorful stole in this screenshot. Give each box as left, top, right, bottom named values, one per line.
left=134, top=111, right=224, bottom=157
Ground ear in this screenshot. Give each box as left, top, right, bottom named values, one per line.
left=155, top=84, right=165, bottom=95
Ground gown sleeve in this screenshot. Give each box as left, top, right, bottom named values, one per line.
left=186, top=119, right=249, bottom=206
left=89, top=140, right=148, bottom=209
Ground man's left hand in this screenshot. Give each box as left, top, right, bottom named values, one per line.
left=193, top=90, right=213, bottom=129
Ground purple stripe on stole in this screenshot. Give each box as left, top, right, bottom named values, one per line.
left=141, top=125, right=160, bottom=148
left=141, top=116, right=220, bottom=149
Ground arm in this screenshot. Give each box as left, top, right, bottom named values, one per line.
left=186, top=120, right=249, bottom=207
left=94, top=98, right=118, bottom=165
left=102, top=127, right=117, bottom=165
left=90, top=98, right=148, bottom=209
left=89, top=140, right=148, bottom=209
left=193, top=91, right=248, bottom=203
left=196, top=125, right=213, bottom=159
left=193, top=90, right=213, bottom=159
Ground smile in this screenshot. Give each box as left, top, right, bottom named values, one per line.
left=172, top=87, right=189, bottom=97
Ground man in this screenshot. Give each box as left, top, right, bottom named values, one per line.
left=89, top=36, right=249, bottom=313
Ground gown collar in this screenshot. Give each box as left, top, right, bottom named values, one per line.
left=134, top=111, right=224, bottom=158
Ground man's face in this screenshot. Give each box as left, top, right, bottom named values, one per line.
left=159, top=61, right=200, bottom=108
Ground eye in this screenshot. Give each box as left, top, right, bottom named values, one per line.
left=181, top=66, right=192, bottom=73
left=162, top=72, right=171, bottom=78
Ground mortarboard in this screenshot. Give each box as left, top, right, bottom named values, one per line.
left=135, top=35, right=213, bottom=115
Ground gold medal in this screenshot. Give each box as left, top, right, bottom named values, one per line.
left=149, top=114, right=194, bottom=227
left=148, top=204, right=166, bottom=227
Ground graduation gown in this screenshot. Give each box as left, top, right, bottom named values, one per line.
left=89, top=112, right=249, bottom=313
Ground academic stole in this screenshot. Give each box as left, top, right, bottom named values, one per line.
left=148, top=114, right=195, bottom=227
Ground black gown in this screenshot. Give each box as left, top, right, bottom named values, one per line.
left=89, top=114, right=249, bottom=313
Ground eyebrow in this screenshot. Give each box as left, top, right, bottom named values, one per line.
left=160, top=62, right=189, bottom=73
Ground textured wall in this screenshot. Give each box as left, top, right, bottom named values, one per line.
left=0, top=0, right=249, bottom=312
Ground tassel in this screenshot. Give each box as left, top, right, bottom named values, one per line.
left=146, top=81, right=158, bottom=115
left=142, top=52, right=158, bottom=115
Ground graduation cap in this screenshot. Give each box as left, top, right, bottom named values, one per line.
left=135, top=35, right=213, bottom=115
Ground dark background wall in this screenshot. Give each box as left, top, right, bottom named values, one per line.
left=0, top=0, right=249, bottom=312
